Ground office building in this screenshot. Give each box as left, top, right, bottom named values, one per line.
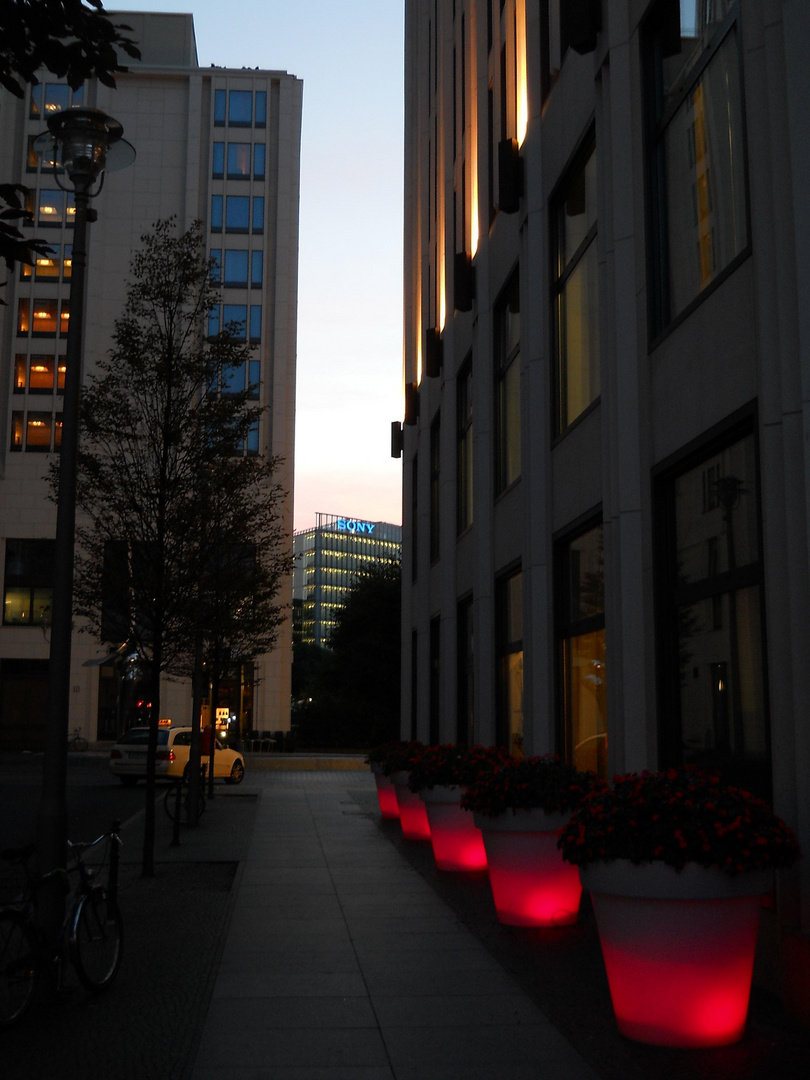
left=0, top=11, right=302, bottom=745
left=294, top=513, right=402, bottom=648
left=400, top=0, right=809, bottom=1006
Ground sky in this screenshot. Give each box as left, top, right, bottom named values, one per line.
left=114, top=2, right=405, bottom=532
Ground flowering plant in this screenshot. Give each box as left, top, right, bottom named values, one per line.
left=406, top=743, right=509, bottom=793
left=558, top=768, right=801, bottom=876
left=460, top=755, right=607, bottom=818
left=366, top=740, right=425, bottom=777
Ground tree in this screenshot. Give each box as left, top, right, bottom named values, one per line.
left=1, top=1, right=140, bottom=280
left=65, top=218, right=291, bottom=873
left=294, top=562, right=401, bottom=749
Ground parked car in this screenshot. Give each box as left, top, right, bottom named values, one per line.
left=109, top=725, right=245, bottom=786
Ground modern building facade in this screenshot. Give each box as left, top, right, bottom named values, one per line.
left=400, top=0, right=810, bottom=1000
left=294, top=514, right=402, bottom=648
left=0, top=11, right=302, bottom=746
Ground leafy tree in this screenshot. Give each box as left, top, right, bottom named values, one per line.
left=65, top=218, right=291, bottom=873
left=1, top=1, right=140, bottom=281
left=294, top=562, right=401, bottom=749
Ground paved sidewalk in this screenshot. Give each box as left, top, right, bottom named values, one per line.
left=189, top=770, right=599, bottom=1080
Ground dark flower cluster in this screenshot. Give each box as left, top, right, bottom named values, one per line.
left=366, top=740, right=426, bottom=777
left=558, top=767, right=801, bottom=876
left=460, top=755, right=607, bottom=818
left=406, top=743, right=509, bottom=793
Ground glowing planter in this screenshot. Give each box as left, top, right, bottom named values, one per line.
left=581, top=860, right=772, bottom=1048
left=474, top=809, right=581, bottom=926
left=420, top=786, right=487, bottom=871
left=390, top=771, right=430, bottom=841
left=370, top=762, right=399, bottom=820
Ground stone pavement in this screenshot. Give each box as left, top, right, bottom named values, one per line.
left=3, top=758, right=810, bottom=1080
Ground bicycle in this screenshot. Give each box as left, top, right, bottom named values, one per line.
left=0, top=825, right=123, bottom=1027
left=164, top=764, right=207, bottom=825
left=67, top=728, right=89, bottom=752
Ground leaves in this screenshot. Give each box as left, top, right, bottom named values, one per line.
left=461, top=755, right=607, bottom=817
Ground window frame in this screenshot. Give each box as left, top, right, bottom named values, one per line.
left=495, top=562, right=524, bottom=754
left=494, top=268, right=521, bottom=497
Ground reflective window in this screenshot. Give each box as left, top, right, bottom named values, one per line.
left=228, top=90, right=253, bottom=126
left=249, top=305, right=262, bottom=343
left=222, top=304, right=247, bottom=340
left=214, top=89, right=226, bottom=125
left=251, top=250, right=263, bottom=288
left=252, top=196, right=264, bottom=233
left=227, top=143, right=251, bottom=179
left=210, top=249, right=221, bottom=283
left=253, top=144, right=266, bottom=179
left=255, top=91, right=267, bottom=127
left=223, top=249, right=248, bottom=287
left=496, top=568, right=523, bottom=756
left=658, top=427, right=769, bottom=796
left=248, top=359, right=260, bottom=398
left=495, top=270, right=520, bottom=494
left=222, top=360, right=246, bottom=393
left=225, top=196, right=250, bottom=232
left=553, top=136, right=599, bottom=433
left=646, top=1, right=747, bottom=330
left=211, top=194, right=223, bottom=232
left=38, top=190, right=66, bottom=226
left=559, top=523, right=606, bottom=779
left=212, top=142, right=224, bottom=178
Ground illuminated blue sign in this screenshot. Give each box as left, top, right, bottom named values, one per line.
left=336, top=518, right=376, bottom=535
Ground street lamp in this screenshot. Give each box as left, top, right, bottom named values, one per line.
left=33, top=108, right=134, bottom=944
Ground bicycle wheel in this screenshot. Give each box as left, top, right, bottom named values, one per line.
left=0, top=909, right=38, bottom=1026
left=73, top=736, right=89, bottom=752
left=70, top=887, right=123, bottom=991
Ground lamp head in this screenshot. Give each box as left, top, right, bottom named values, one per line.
left=33, top=107, right=135, bottom=191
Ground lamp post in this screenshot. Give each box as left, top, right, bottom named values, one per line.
left=33, top=108, right=134, bottom=945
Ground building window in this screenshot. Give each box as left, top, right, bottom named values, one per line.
left=3, top=539, right=54, bottom=625
left=10, top=410, right=61, bottom=453
left=429, top=616, right=441, bottom=744
left=248, top=358, right=260, bottom=399
left=411, top=454, right=418, bottom=582
left=214, top=89, right=226, bottom=125
left=645, top=1, right=747, bottom=332
left=17, top=299, right=69, bottom=337
left=253, top=144, right=266, bottom=179
left=211, top=194, right=223, bottom=232
left=496, top=566, right=523, bottom=755
left=495, top=269, right=520, bottom=495
left=223, top=249, right=248, bottom=287
left=251, top=251, right=263, bottom=288
left=553, top=135, right=599, bottom=434
left=249, top=305, right=262, bottom=343
left=456, top=595, right=474, bottom=744
left=558, top=520, right=606, bottom=778
left=221, top=360, right=246, bottom=394
left=252, top=196, right=264, bottom=233
left=29, top=82, right=82, bottom=119
left=656, top=423, right=769, bottom=797
left=255, top=91, right=267, bottom=127
left=457, top=357, right=473, bottom=534
left=37, top=189, right=74, bottom=227
left=212, top=142, right=224, bottom=178
left=429, top=414, right=440, bottom=563
left=222, top=304, right=247, bottom=340
left=227, top=143, right=252, bottom=179
left=15, top=354, right=65, bottom=393
left=225, top=196, right=249, bottom=233
left=21, top=244, right=71, bottom=282
left=228, top=90, right=253, bottom=126
left=210, top=249, right=221, bottom=283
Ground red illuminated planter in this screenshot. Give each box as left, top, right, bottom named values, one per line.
left=475, top=809, right=581, bottom=926
left=390, top=770, right=431, bottom=840
left=370, top=762, right=399, bottom=820
left=581, top=860, right=772, bottom=1048
left=420, top=786, right=487, bottom=871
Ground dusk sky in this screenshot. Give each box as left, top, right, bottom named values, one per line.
left=115, top=2, right=405, bottom=532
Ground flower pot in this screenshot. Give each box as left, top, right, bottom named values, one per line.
left=390, top=771, right=430, bottom=840
left=370, top=762, right=399, bottom=820
left=474, top=809, right=581, bottom=926
left=581, top=860, right=772, bottom=1048
left=420, top=786, right=487, bottom=871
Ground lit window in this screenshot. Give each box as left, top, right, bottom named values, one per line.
left=3, top=539, right=54, bottom=624
left=26, top=412, right=54, bottom=451
left=38, top=190, right=66, bottom=226
left=27, top=355, right=56, bottom=392
left=553, top=136, right=599, bottom=433
left=496, top=567, right=523, bottom=756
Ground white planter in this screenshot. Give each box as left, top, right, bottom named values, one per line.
left=369, top=763, right=398, bottom=820
left=474, top=808, right=580, bottom=927
left=581, top=859, right=773, bottom=1047
left=419, top=786, right=486, bottom=871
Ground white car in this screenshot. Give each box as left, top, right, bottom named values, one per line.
left=109, top=725, right=245, bottom=786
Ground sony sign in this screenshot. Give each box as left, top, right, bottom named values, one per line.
left=336, top=518, right=376, bottom=535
